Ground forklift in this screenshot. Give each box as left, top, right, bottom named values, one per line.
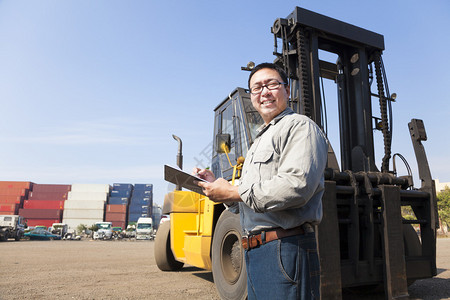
left=155, top=7, right=437, bottom=300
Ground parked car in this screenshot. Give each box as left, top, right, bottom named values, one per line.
left=24, top=228, right=62, bottom=240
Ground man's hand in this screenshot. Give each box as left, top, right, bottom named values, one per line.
left=192, top=167, right=216, bottom=182
left=197, top=178, right=242, bottom=203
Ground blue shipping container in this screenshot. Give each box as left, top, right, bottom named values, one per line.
left=128, top=212, right=150, bottom=223
left=129, top=205, right=150, bottom=214
left=111, top=190, right=132, bottom=197
left=130, top=198, right=152, bottom=206
left=113, top=183, right=133, bottom=191
left=109, top=197, right=129, bottom=205
left=134, top=184, right=152, bottom=191
left=131, top=190, right=152, bottom=198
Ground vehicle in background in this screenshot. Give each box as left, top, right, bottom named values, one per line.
left=0, top=215, right=25, bottom=241
left=112, top=227, right=124, bottom=240
left=124, top=224, right=136, bottom=238
left=24, top=228, right=62, bottom=240
left=50, top=223, right=81, bottom=240
left=93, top=221, right=113, bottom=240
left=136, top=217, right=153, bottom=240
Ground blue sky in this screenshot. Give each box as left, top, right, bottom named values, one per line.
left=0, top=1, right=449, bottom=206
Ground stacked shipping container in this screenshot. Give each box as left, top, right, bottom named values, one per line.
left=62, top=184, right=110, bottom=230
left=128, top=184, right=153, bottom=223
left=105, top=183, right=132, bottom=229
left=0, top=181, right=32, bottom=215
left=19, top=184, right=70, bottom=228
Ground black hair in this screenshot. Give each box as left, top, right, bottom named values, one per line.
left=247, top=62, right=288, bottom=89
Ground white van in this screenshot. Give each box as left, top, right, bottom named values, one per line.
left=136, top=217, right=153, bottom=240
left=93, top=221, right=113, bottom=240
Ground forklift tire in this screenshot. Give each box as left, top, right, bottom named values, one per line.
left=212, top=210, right=247, bottom=300
left=154, top=221, right=184, bottom=271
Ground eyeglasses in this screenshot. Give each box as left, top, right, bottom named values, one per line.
left=249, top=80, right=287, bottom=95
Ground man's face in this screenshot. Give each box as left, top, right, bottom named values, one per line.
left=249, top=68, right=289, bottom=124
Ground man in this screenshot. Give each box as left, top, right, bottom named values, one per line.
left=195, top=62, right=328, bottom=299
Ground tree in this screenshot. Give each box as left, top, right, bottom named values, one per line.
left=437, top=186, right=450, bottom=232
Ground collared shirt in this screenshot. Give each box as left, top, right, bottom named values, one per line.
left=236, top=107, right=328, bottom=235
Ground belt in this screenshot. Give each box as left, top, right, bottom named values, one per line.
left=241, top=224, right=314, bottom=251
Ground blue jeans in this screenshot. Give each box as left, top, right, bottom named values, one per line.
left=245, top=232, right=320, bottom=300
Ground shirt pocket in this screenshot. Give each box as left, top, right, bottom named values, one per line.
left=253, top=150, right=275, bottom=181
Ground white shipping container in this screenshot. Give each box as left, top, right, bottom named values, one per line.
left=64, top=200, right=105, bottom=210
left=71, top=184, right=111, bottom=193
left=68, top=191, right=108, bottom=201
left=63, top=209, right=104, bottom=219
left=62, top=218, right=104, bottom=230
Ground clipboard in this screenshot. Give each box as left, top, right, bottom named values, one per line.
left=164, top=165, right=208, bottom=195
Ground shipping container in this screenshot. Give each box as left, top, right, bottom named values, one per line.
left=106, top=204, right=127, bottom=213
left=31, top=184, right=71, bottom=193
left=131, top=190, right=152, bottom=198
left=109, top=197, right=129, bottom=205
left=111, top=190, right=131, bottom=197
left=0, top=181, right=32, bottom=190
left=24, top=219, right=60, bottom=228
left=128, top=212, right=150, bottom=223
left=0, top=203, right=19, bottom=214
left=23, top=200, right=64, bottom=210
left=19, top=208, right=62, bottom=219
left=0, top=211, right=14, bottom=215
left=105, top=212, right=127, bottom=222
left=130, top=197, right=152, bottom=205
left=112, top=183, right=133, bottom=191
left=62, top=218, right=103, bottom=230
left=0, top=195, right=23, bottom=204
left=28, top=191, right=69, bottom=201
left=134, top=184, right=152, bottom=191
left=0, top=188, right=28, bottom=197
left=111, top=221, right=126, bottom=229
left=64, top=200, right=105, bottom=210
left=71, top=184, right=111, bottom=193
left=62, top=209, right=104, bottom=219
left=128, top=205, right=150, bottom=214
left=68, top=191, right=108, bottom=201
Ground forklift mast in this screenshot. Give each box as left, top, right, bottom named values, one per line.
left=272, top=7, right=391, bottom=173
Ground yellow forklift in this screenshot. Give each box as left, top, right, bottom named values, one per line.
left=155, top=7, right=437, bottom=300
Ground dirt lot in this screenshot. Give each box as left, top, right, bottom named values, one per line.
left=0, top=237, right=449, bottom=300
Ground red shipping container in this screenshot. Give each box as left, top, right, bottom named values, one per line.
left=111, top=221, right=126, bottom=229
left=105, top=212, right=127, bottom=222
left=28, top=192, right=68, bottom=201
left=23, top=200, right=64, bottom=210
left=106, top=204, right=127, bottom=213
left=0, top=203, right=19, bottom=214
left=32, top=184, right=71, bottom=193
left=0, top=195, right=23, bottom=204
left=0, top=181, right=32, bottom=189
left=24, top=219, right=60, bottom=228
left=19, top=208, right=62, bottom=219
left=0, top=188, right=27, bottom=196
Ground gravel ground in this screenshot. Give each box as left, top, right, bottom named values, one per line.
left=0, top=237, right=449, bottom=300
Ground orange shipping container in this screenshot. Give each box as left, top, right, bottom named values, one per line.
left=23, top=200, right=64, bottom=210
left=0, top=195, right=23, bottom=204
left=0, top=203, right=19, bottom=214
left=106, top=204, right=127, bottom=213
left=105, top=212, right=127, bottom=222
left=0, top=181, right=32, bottom=190
left=0, top=187, right=27, bottom=196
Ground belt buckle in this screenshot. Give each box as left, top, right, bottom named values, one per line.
left=242, top=236, right=249, bottom=250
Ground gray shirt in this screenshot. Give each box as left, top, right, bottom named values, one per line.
left=236, top=108, right=328, bottom=235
